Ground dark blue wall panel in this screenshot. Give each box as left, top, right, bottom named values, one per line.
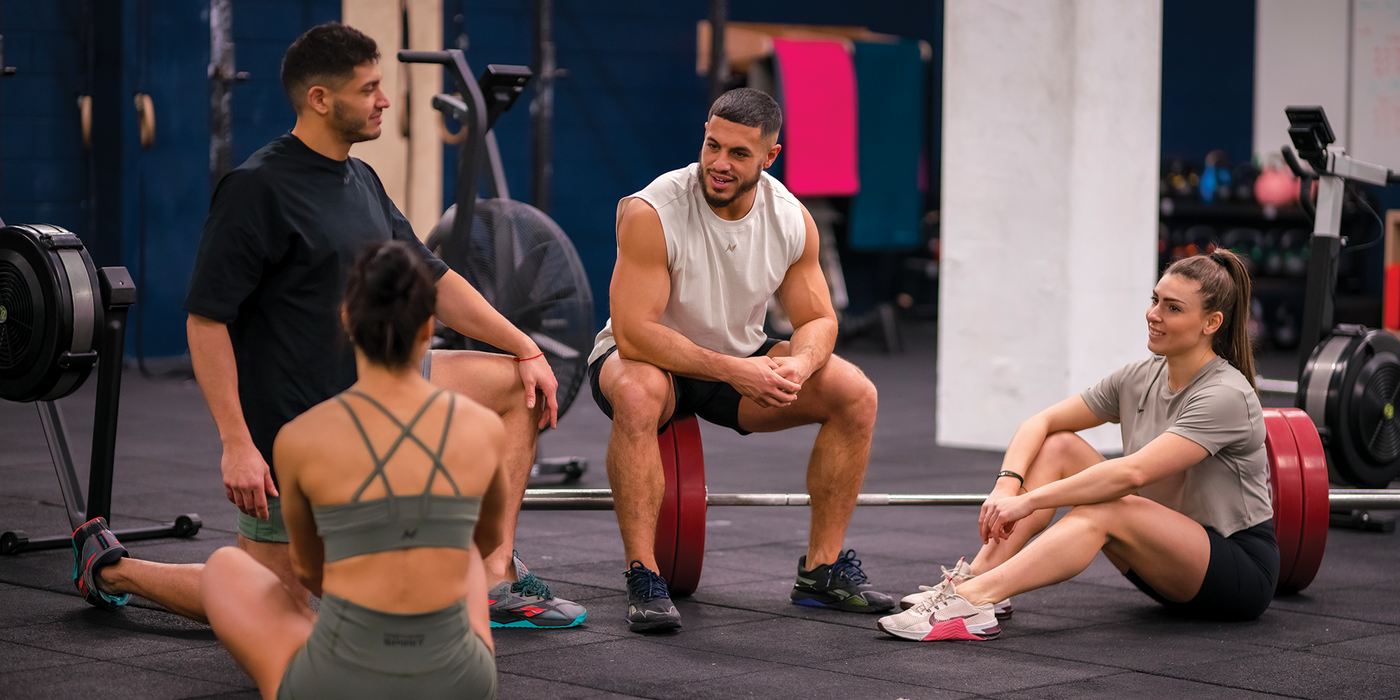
left=1160, top=0, right=1255, bottom=164
left=0, top=0, right=338, bottom=359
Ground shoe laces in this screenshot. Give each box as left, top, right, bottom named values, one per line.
left=511, top=572, right=552, bottom=600
left=625, top=560, right=670, bottom=602
left=909, top=575, right=957, bottom=615
left=828, top=549, right=870, bottom=586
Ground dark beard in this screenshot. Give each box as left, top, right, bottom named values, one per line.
left=330, top=101, right=379, bottom=144
left=700, top=167, right=760, bottom=209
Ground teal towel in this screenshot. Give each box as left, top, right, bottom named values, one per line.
left=849, top=40, right=925, bottom=251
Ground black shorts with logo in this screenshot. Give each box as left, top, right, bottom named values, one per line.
left=588, top=338, right=781, bottom=435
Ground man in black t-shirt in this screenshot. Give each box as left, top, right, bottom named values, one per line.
left=183, top=23, right=585, bottom=629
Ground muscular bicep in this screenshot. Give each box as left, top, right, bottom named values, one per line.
left=610, top=199, right=671, bottom=347
left=775, top=206, right=836, bottom=329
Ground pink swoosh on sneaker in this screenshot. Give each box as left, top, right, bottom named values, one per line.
left=922, top=619, right=992, bottom=641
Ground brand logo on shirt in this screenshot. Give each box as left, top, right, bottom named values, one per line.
left=401, top=528, right=418, bottom=539
left=726, top=243, right=737, bottom=252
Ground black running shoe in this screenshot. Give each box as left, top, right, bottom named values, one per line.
left=71, top=517, right=129, bottom=610
left=790, top=549, right=894, bottom=613
left=624, top=561, right=681, bottom=633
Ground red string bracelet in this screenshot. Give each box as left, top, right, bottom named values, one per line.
left=514, top=352, right=544, bottom=362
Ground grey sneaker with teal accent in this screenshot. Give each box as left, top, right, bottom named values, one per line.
left=71, top=517, right=129, bottom=610
left=488, top=552, right=587, bottom=629
left=790, top=549, right=894, bottom=613
left=624, top=561, right=681, bottom=633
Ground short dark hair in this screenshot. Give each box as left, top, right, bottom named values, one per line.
left=708, top=88, right=782, bottom=141
left=344, top=241, right=437, bottom=370
left=281, top=22, right=380, bottom=108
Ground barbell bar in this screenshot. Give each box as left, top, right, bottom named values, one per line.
left=523, top=489, right=1400, bottom=510
left=522, top=409, right=1394, bottom=597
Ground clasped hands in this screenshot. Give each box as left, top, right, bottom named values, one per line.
left=730, top=354, right=812, bottom=408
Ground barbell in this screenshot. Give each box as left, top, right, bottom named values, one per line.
left=522, top=409, right=1400, bottom=596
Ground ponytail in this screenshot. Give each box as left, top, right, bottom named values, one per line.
left=1164, top=248, right=1257, bottom=393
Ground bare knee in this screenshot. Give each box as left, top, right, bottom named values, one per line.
left=817, top=358, right=878, bottom=427
left=606, top=368, right=671, bottom=429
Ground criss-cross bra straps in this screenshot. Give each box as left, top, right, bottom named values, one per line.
left=334, top=389, right=461, bottom=503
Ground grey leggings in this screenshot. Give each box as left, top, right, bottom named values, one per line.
left=277, top=594, right=496, bottom=700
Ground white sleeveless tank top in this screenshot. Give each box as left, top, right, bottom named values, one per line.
left=589, top=163, right=807, bottom=364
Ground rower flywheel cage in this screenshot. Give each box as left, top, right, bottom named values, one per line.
left=0, top=224, right=103, bottom=403
left=1299, top=326, right=1400, bottom=488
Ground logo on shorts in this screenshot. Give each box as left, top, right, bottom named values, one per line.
left=401, top=528, right=418, bottom=539
left=383, top=633, right=425, bottom=647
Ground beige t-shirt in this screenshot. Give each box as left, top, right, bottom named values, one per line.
left=1080, top=355, right=1273, bottom=537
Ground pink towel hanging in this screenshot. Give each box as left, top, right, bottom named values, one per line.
left=771, top=38, right=859, bottom=197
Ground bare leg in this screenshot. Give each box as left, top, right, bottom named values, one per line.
left=237, top=535, right=311, bottom=614
left=98, top=559, right=207, bottom=623
left=967, top=431, right=1105, bottom=576
left=956, top=495, right=1211, bottom=607
left=201, top=547, right=315, bottom=700
left=598, top=353, right=676, bottom=571
left=428, top=350, right=542, bottom=584
left=737, top=350, right=878, bottom=567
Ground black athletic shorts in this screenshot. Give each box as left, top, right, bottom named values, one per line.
left=1124, top=519, right=1279, bottom=621
left=588, top=338, right=781, bottom=435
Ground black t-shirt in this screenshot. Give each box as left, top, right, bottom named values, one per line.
left=184, top=133, right=449, bottom=475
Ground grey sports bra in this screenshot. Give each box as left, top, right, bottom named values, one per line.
left=313, top=389, right=481, bottom=563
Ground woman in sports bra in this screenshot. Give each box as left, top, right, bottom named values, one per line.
left=198, top=240, right=505, bottom=698
left=880, top=249, right=1279, bottom=642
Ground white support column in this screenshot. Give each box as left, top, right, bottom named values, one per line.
left=938, top=0, right=1162, bottom=453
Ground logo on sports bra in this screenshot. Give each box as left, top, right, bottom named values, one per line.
left=402, top=528, right=418, bottom=539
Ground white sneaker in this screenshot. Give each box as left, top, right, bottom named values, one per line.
left=900, top=557, right=1014, bottom=619
left=878, top=580, right=1000, bottom=642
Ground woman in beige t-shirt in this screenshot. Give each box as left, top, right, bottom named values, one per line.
left=880, top=249, right=1279, bottom=642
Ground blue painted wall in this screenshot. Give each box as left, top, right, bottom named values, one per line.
left=1, top=0, right=1268, bottom=357
left=0, top=0, right=337, bottom=359
left=1160, top=0, right=1255, bottom=164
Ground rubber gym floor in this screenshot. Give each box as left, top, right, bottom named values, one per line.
left=1, top=321, right=1397, bottom=700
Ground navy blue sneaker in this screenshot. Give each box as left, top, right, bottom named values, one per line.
left=624, top=561, right=680, bottom=633
left=790, top=549, right=894, bottom=613
left=71, top=517, right=129, bottom=610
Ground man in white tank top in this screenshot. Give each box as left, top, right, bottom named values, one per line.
left=585, top=89, right=892, bottom=633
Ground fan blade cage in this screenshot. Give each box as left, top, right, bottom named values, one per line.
left=0, top=258, right=38, bottom=371
left=1355, top=357, right=1400, bottom=464
left=429, top=199, right=595, bottom=419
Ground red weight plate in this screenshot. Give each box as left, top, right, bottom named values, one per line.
left=1281, top=408, right=1330, bottom=593
left=1262, top=408, right=1303, bottom=590
left=668, top=415, right=707, bottom=596
left=653, top=420, right=680, bottom=587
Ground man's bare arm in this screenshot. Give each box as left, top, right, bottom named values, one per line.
left=433, top=270, right=541, bottom=359
left=771, top=206, right=838, bottom=386
left=432, top=270, right=559, bottom=428
left=187, top=313, right=278, bottom=520
left=610, top=199, right=799, bottom=407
